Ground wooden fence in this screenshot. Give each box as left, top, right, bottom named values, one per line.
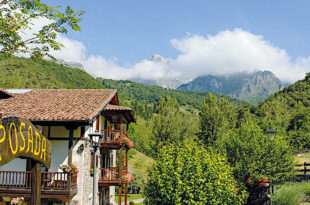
left=296, top=162, right=310, bottom=175
left=295, top=162, right=310, bottom=181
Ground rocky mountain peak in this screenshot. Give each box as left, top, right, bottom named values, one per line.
left=151, top=54, right=168, bottom=64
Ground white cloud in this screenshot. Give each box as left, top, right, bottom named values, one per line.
left=169, top=29, right=308, bottom=82
left=21, top=24, right=310, bottom=83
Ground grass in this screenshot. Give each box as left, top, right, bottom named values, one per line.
left=271, top=182, right=310, bottom=205
left=115, top=194, right=143, bottom=203
left=295, top=152, right=310, bottom=164
left=128, top=149, right=154, bottom=190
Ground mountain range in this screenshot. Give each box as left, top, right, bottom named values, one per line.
left=177, top=71, right=287, bottom=104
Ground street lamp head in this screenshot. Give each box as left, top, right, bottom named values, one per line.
left=266, top=128, right=277, bottom=141
left=88, top=132, right=102, bottom=148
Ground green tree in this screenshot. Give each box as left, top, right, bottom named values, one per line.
left=0, top=0, right=84, bottom=58
left=152, top=96, right=194, bottom=151
left=223, top=122, right=295, bottom=184
left=287, top=107, right=310, bottom=151
left=144, top=139, right=247, bottom=205
left=199, top=93, right=237, bottom=146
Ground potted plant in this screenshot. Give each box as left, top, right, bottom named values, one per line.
left=11, top=197, right=24, bottom=205
left=90, top=168, right=94, bottom=176
left=59, top=164, right=79, bottom=174
left=122, top=137, right=134, bottom=148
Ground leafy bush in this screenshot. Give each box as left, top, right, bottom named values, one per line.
left=286, top=107, right=310, bottom=151
left=222, top=122, right=296, bottom=185
left=272, top=182, right=310, bottom=205
left=144, top=139, right=247, bottom=205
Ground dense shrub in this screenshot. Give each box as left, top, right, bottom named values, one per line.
left=144, top=139, right=247, bottom=205
left=286, top=108, right=310, bottom=151
left=223, top=122, right=296, bottom=184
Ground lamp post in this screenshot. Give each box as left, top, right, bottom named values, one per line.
left=89, top=132, right=102, bottom=205
left=266, top=128, right=277, bottom=141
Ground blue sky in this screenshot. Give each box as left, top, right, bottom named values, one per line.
left=44, top=0, right=310, bottom=82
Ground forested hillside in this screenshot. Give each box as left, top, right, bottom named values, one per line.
left=100, top=78, right=248, bottom=110
left=0, top=54, right=103, bottom=89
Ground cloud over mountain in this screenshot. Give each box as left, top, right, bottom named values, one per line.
left=50, top=28, right=309, bottom=83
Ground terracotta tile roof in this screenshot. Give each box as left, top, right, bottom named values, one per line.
left=0, top=89, right=117, bottom=122
left=104, top=104, right=131, bottom=111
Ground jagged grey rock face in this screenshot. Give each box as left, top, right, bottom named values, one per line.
left=151, top=54, right=168, bottom=64
left=177, top=70, right=287, bottom=103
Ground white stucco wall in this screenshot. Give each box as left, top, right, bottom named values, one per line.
left=0, top=158, right=26, bottom=171
left=49, top=140, right=69, bottom=172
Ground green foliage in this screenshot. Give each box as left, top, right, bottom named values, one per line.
left=222, top=122, right=296, bottom=184
left=0, top=0, right=84, bottom=59
left=152, top=96, right=197, bottom=156
left=0, top=54, right=103, bottom=89
left=129, top=117, right=155, bottom=157
left=286, top=107, right=310, bottom=151
left=128, top=149, right=154, bottom=190
left=199, top=93, right=237, bottom=146
left=259, top=73, right=310, bottom=151
left=272, top=182, right=310, bottom=205
left=144, top=139, right=247, bottom=205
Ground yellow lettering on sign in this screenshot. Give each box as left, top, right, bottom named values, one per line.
left=9, top=123, right=18, bottom=155
left=19, top=122, right=26, bottom=152
left=0, top=124, right=4, bottom=161
left=34, top=131, right=41, bottom=156
left=26, top=126, right=33, bottom=153
left=0, top=125, right=5, bottom=144
left=41, top=137, right=46, bottom=161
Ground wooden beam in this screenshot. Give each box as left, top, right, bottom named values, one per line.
left=118, top=185, right=122, bottom=205
left=68, top=128, right=74, bottom=164
left=125, top=183, right=128, bottom=205
left=119, top=147, right=123, bottom=184
left=126, top=149, right=128, bottom=172
left=31, top=161, right=41, bottom=205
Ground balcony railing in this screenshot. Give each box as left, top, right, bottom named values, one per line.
left=0, top=171, right=31, bottom=189
left=98, top=167, right=127, bottom=185
left=0, top=171, right=77, bottom=191
left=100, top=129, right=128, bottom=144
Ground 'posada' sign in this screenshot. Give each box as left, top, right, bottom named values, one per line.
left=0, top=117, right=51, bottom=168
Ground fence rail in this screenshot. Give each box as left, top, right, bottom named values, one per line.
left=98, top=167, right=127, bottom=184
left=0, top=171, right=77, bottom=191
left=100, top=129, right=128, bottom=144
left=0, top=171, right=31, bottom=189
left=296, top=162, right=310, bottom=175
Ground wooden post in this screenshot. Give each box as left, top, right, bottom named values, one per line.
left=119, top=147, right=123, bottom=183
left=126, top=149, right=128, bottom=172
left=125, top=183, right=128, bottom=205
left=119, top=146, right=123, bottom=205
left=67, top=127, right=74, bottom=191
left=125, top=149, right=128, bottom=205
left=68, top=128, right=74, bottom=164
left=31, top=161, right=41, bottom=205
left=118, top=185, right=122, bottom=205
left=120, top=122, right=124, bottom=136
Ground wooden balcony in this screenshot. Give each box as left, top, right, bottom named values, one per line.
left=0, top=171, right=77, bottom=200
left=100, top=129, right=129, bottom=149
left=98, top=167, right=127, bottom=186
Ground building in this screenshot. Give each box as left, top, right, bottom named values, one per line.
left=0, top=89, right=135, bottom=205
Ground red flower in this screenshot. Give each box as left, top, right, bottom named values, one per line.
left=247, top=178, right=251, bottom=182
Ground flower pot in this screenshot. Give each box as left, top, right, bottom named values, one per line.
left=258, top=177, right=268, bottom=186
